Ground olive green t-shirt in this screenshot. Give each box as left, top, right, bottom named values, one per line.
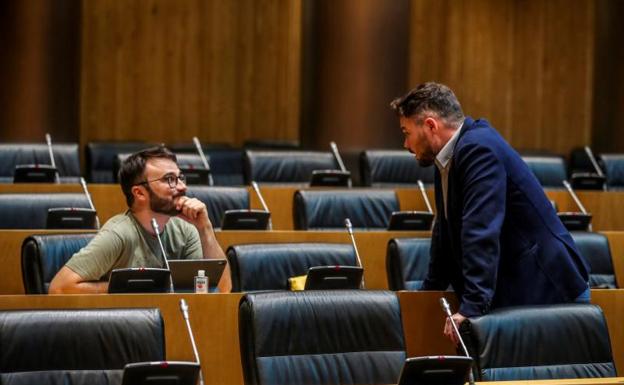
left=65, top=211, right=202, bottom=281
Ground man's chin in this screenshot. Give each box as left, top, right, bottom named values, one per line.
left=417, top=158, right=434, bottom=167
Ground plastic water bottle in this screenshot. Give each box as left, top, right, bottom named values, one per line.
left=194, top=270, right=209, bottom=293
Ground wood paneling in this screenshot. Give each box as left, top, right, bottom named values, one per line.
left=80, top=0, right=301, bottom=147
left=408, top=0, right=595, bottom=155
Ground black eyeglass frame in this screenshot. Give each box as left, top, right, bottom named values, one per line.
left=134, top=173, right=187, bottom=189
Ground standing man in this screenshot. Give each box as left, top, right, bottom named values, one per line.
left=49, top=146, right=231, bottom=294
left=391, top=82, right=589, bottom=343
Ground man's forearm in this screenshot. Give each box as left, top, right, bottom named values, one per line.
left=50, top=281, right=109, bottom=294
left=198, top=228, right=231, bottom=292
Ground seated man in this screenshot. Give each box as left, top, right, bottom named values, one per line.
left=49, top=146, right=231, bottom=293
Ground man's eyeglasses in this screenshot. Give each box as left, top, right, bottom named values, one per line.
left=136, top=173, right=187, bottom=189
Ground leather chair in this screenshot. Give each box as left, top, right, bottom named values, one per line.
left=460, top=304, right=617, bottom=381
left=164, top=144, right=245, bottom=186
left=599, top=154, right=624, bottom=190
left=386, top=238, right=431, bottom=291
left=21, top=233, right=95, bottom=294
left=571, top=231, right=617, bottom=288
left=0, top=308, right=165, bottom=385
left=293, top=189, right=399, bottom=230
left=0, top=193, right=94, bottom=229
left=227, top=243, right=357, bottom=292
left=359, top=150, right=434, bottom=187
left=239, top=290, right=406, bottom=385
left=521, top=155, right=568, bottom=188
left=244, top=150, right=338, bottom=185
left=86, top=141, right=148, bottom=183
left=187, top=186, right=250, bottom=229
left=114, top=152, right=207, bottom=183
left=0, top=143, right=81, bottom=183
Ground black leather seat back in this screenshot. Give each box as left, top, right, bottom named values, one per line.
left=0, top=308, right=165, bottom=372
left=521, top=155, right=567, bottom=188
left=21, top=233, right=96, bottom=294
left=571, top=231, right=617, bottom=288
left=0, top=193, right=93, bottom=229
left=114, top=152, right=206, bottom=182
left=187, top=186, right=250, bottom=228
left=0, top=370, right=123, bottom=385
left=239, top=290, right=406, bottom=385
left=600, top=154, right=624, bottom=189
left=460, top=304, right=616, bottom=381
left=360, top=150, right=434, bottom=187
left=386, top=238, right=431, bottom=291
left=293, top=189, right=399, bottom=230
left=227, top=243, right=357, bottom=292
left=244, top=150, right=337, bottom=184
left=0, top=143, right=81, bottom=180
left=86, top=142, right=148, bottom=183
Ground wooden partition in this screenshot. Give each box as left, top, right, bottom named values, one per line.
left=0, top=290, right=621, bottom=384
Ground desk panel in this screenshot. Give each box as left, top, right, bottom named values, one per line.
left=0, top=290, right=621, bottom=385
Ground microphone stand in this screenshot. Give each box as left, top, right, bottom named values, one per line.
left=192, top=136, right=214, bottom=186
left=439, top=297, right=476, bottom=385
left=45, top=133, right=60, bottom=183
left=344, top=218, right=364, bottom=288
left=151, top=218, right=175, bottom=293
left=330, top=141, right=351, bottom=187
left=80, top=177, right=100, bottom=229
left=180, top=299, right=205, bottom=385
left=251, top=181, right=272, bottom=230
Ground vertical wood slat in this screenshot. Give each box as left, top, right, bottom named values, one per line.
left=408, top=0, right=595, bottom=155
left=80, top=0, right=301, bottom=148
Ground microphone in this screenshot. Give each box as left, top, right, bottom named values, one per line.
left=80, top=177, right=100, bottom=229
left=192, top=136, right=214, bottom=186
left=150, top=218, right=175, bottom=293
left=251, top=181, right=272, bottom=230
left=330, top=141, right=347, bottom=173
left=563, top=180, right=588, bottom=215
left=417, top=180, right=434, bottom=214
left=584, top=146, right=604, bottom=177
left=45, top=133, right=60, bottom=183
left=179, top=299, right=205, bottom=385
left=345, top=218, right=364, bottom=288
left=439, top=297, right=475, bottom=385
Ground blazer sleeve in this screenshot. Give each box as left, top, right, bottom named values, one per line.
left=456, top=141, right=507, bottom=317
left=421, top=216, right=451, bottom=290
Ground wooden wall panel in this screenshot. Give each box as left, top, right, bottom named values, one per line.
left=80, top=0, right=301, bottom=147
left=408, top=0, right=595, bottom=155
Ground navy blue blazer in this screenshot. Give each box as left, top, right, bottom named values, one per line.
left=422, top=117, right=590, bottom=317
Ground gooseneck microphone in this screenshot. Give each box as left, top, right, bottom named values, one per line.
left=562, top=180, right=589, bottom=215
left=192, top=136, right=214, bottom=186
left=584, top=146, right=604, bottom=177
left=80, top=177, right=100, bottom=229
left=180, top=299, right=205, bottom=385
left=345, top=218, right=364, bottom=288
left=417, top=180, right=434, bottom=214
left=151, top=218, right=175, bottom=293
left=439, top=297, right=476, bottom=385
left=45, top=133, right=60, bottom=183
left=251, top=181, right=272, bottom=230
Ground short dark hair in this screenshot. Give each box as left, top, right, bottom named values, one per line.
left=119, top=145, right=177, bottom=207
left=390, top=82, right=464, bottom=125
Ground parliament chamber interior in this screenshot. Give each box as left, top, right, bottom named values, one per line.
left=0, top=0, right=623, bottom=384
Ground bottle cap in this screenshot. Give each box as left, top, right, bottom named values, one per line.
left=198, top=270, right=206, bottom=277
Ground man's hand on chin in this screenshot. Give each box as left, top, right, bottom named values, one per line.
left=174, top=196, right=213, bottom=231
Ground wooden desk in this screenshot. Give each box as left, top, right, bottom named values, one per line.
left=0, top=290, right=621, bottom=385
left=0, top=229, right=429, bottom=294
left=2, top=229, right=624, bottom=294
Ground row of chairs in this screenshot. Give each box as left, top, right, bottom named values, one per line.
left=22, top=231, right=617, bottom=295
left=0, top=293, right=616, bottom=384
left=4, top=142, right=624, bottom=188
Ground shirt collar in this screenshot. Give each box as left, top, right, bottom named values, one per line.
left=435, top=119, right=464, bottom=169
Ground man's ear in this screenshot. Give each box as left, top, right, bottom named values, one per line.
left=424, top=117, right=438, bottom=132
left=132, top=185, right=148, bottom=204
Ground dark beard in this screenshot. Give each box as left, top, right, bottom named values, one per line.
left=146, top=185, right=184, bottom=216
